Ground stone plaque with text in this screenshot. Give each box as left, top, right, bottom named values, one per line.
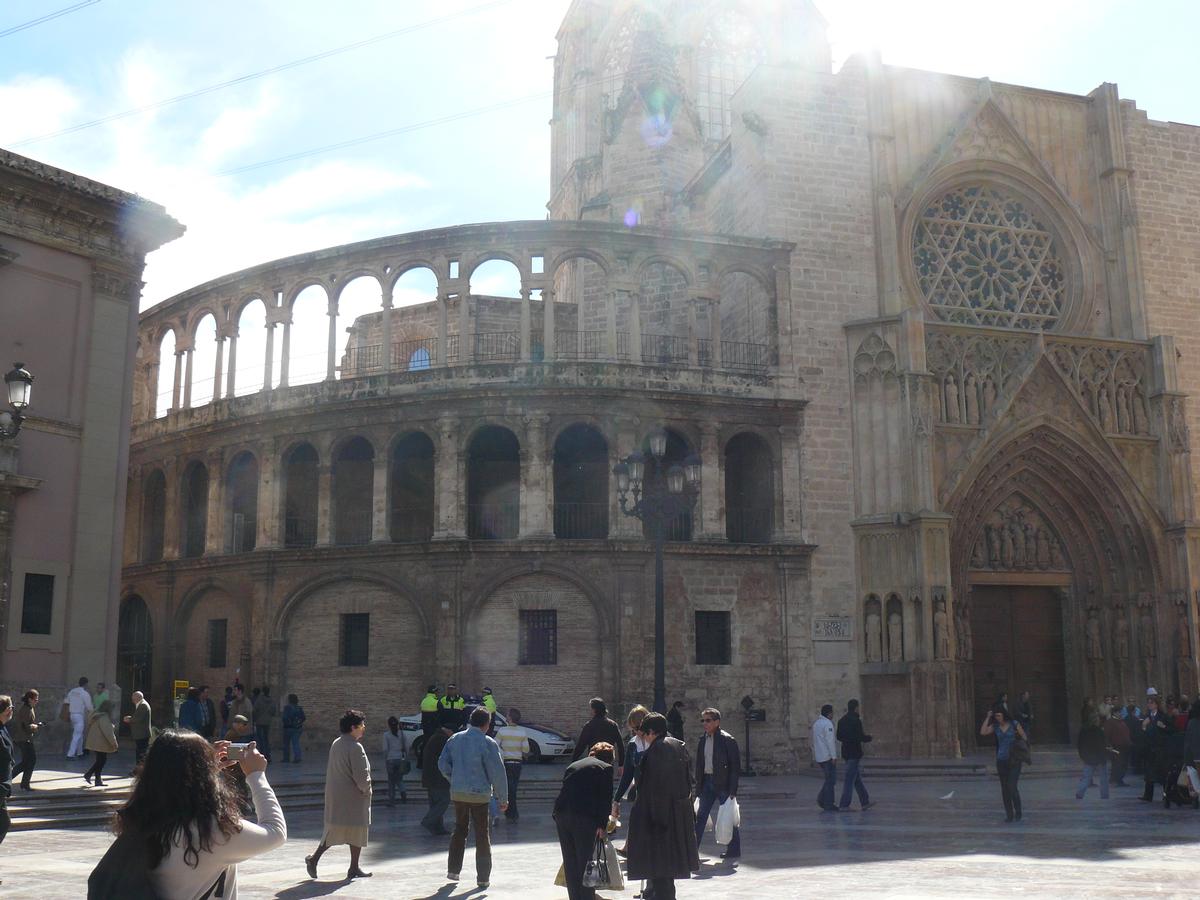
left=812, top=616, right=853, bottom=641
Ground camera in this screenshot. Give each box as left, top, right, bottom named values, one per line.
left=225, top=743, right=250, bottom=761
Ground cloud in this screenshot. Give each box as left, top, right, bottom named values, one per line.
left=0, top=75, right=80, bottom=144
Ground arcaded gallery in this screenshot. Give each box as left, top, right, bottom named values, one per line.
left=119, top=0, right=1200, bottom=764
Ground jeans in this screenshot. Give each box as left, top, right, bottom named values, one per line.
left=1109, top=747, right=1129, bottom=784
left=1077, top=761, right=1109, bottom=799
left=386, top=759, right=408, bottom=802
left=282, top=727, right=302, bottom=763
left=13, top=741, right=36, bottom=789
left=555, top=811, right=600, bottom=900
left=422, top=785, right=450, bottom=832
left=997, top=758, right=1023, bottom=819
left=818, top=759, right=837, bottom=809
left=695, top=775, right=740, bottom=856
left=84, top=751, right=109, bottom=784
left=839, top=757, right=870, bottom=808
left=448, top=801, right=491, bottom=882
left=504, top=762, right=522, bottom=819
left=255, top=725, right=271, bottom=760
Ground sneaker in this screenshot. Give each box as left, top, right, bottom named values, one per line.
left=447, top=872, right=460, bottom=882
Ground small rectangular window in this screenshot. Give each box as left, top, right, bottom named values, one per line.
left=340, top=613, right=370, bottom=666
left=531, top=255, right=544, bottom=274
left=207, top=618, right=228, bottom=669
left=20, top=573, right=54, bottom=635
left=695, top=611, right=731, bottom=665
left=449, top=259, right=460, bottom=279
left=519, top=609, right=557, bottom=665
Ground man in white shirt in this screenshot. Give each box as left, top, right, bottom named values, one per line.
left=493, top=708, right=530, bottom=822
left=812, top=703, right=838, bottom=811
left=66, top=676, right=94, bottom=758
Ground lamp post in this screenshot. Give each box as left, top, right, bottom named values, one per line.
left=613, top=427, right=701, bottom=713
left=0, top=363, right=33, bottom=440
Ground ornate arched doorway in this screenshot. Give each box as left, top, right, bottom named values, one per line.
left=949, top=422, right=1165, bottom=747
left=117, top=595, right=153, bottom=723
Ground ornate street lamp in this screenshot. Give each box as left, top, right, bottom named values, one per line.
left=0, top=363, right=33, bottom=439
left=614, top=428, right=701, bottom=712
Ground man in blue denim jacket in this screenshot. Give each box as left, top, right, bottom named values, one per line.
left=438, top=707, right=509, bottom=888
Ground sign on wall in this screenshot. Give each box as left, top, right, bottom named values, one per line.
left=812, top=617, right=853, bottom=642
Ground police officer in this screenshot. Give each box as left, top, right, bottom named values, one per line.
left=438, top=682, right=466, bottom=730
left=420, top=684, right=440, bottom=736
left=481, top=687, right=498, bottom=715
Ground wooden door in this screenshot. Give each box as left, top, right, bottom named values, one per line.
left=971, top=585, right=1069, bottom=745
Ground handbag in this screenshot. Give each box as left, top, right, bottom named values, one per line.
left=582, top=837, right=608, bottom=889
left=1011, top=732, right=1032, bottom=766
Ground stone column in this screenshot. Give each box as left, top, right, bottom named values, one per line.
left=326, top=300, right=338, bottom=381
left=437, top=293, right=449, bottom=366
left=629, top=292, right=642, bottom=363
left=213, top=335, right=225, bottom=399
left=778, top=422, right=804, bottom=541
left=225, top=331, right=239, bottom=398
left=434, top=415, right=464, bottom=538
left=459, top=292, right=472, bottom=364
left=144, top=361, right=159, bottom=419
left=182, top=347, right=194, bottom=409
left=315, top=463, right=333, bottom=546
left=710, top=298, right=723, bottom=368
left=371, top=449, right=390, bottom=542
left=521, top=414, right=551, bottom=537
left=772, top=262, right=794, bottom=378
left=204, top=450, right=224, bottom=555
left=381, top=286, right=394, bottom=374
left=612, top=416, right=642, bottom=538
left=698, top=422, right=723, bottom=540
left=520, top=289, right=532, bottom=362
left=542, top=288, right=556, bottom=362
left=687, top=300, right=700, bottom=367
left=606, top=290, right=618, bottom=360
left=278, top=322, right=291, bottom=387
left=257, top=442, right=281, bottom=549
left=162, top=458, right=181, bottom=559
left=263, top=321, right=276, bottom=390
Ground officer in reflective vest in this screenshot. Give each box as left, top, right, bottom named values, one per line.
left=482, top=687, right=498, bottom=715
left=420, top=685, right=440, bottom=735
left=438, top=683, right=466, bottom=730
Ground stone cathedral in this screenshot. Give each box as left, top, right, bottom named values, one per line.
left=117, top=0, right=1199, bottom=764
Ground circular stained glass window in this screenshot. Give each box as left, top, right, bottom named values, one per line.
left=913, top=185, right=1067, bottom=330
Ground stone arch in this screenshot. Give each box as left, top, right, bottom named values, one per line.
left=386, top=259, right=444, bottom=295
left=553, top=423, right=609, bottom=539
left=724, top=430, right=773, bottom=543
left=283, top=278, right=331, bottom=310
left=548, top=248, right=612, bottom=280
left=462, top=568, right=611, bottom=731
left=272, top=569, right=432, bottom=642
left=466, top=424, right=521, bottom=540
left=331, top=271, right=384, bottom=306
left=171, top=578, right=249, bottom=693
left=463, top=251, right=527, bottom=287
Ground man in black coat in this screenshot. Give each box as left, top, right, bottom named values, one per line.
left=571, top=698, right=625, bottom=770
left=835, top=699, right=873, bottom=810
left=666, top=701, right=685, bottom=742
left=0, top=694, right=14, bottom=848
left=626, top=713, right=699, bottom=900
left=553, top=742, right=615, bottom=900
left=693, top=707, right=740, bottom=860
left=421, top=720, right=454, bottom=835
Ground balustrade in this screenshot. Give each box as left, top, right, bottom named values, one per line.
left=553, top=501, right=609, bottom=539
left=467, top=502, right=520, bottom=540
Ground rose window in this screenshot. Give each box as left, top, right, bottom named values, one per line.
left=913, top=185, right=1067, bottom=330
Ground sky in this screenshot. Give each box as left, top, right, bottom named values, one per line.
left=2, top=0, right=1198, bottom=318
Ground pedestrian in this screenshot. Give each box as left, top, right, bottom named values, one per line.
left=1122, top=697, right=1144, bottom=773
left=421, top=718, right=454, bottom=835
left=229, top=683, right=254, bottom=730
left=10, top=689, right=40, bottom=791
left=571, top=698, right=625, bottom=772
left=420, top=684, right=440, bottom=736
left=1139, top=692, right=1174, bottom=802
left=1184, top=700, right=1200, bottom=771
left=439, top=683, right=467, bottom=731
left=219, top=686, right=234, bottom=737
left=625, top=712, right=699, bottom=900
left=83, top=700, right=119, bottom=786
left=383, top=716, right=409, bottom=805
left=1076, top=707, right=1110, bottom=800
left=0, top=695, right=14, bottom=847
left=980, top=704, right=1027, bottom=822
left=96, top=731, right=284, bottom=899
left=666, top=700, right=685, bottom=742
left=836, top=698, right=873, bottom=811
left=95, top=682, right=110, bottom=712
left=1103, top=708, right=1132, bottom=786
left=438, top=707, right=508, bottom=889
left=1017, top=690, right=1034, bottom=737
left=66, top=676, right=93, bottom=758
left=178, top=687, right=203, bottom=733
left=554, top=741, right=616, bottom=900
left=123, top=690, right=153, bottom=770
left=1097, top=694, right=1113, bottom=721
left=494, top=707, right=530, bottom=821
left=199, top=685, right=217, bottom=740
left=306, top=709, right=374, bottom=881
left=812, top=703, right=838, bottom=811
left=253, top=687, right=277, bottom=761
left=226, top=714, right=253, bottom=741
left=281, top=693, right=306, bottom=764
left=612, top=704, right=650, bottom=843
left=481, top=687, right=498, bottom=715
left=693, top=707, right=741, bottom=860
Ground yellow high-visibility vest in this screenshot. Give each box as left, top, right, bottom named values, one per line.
left=420, top=693, right=439, bottom=713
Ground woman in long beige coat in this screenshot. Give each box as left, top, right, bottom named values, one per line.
left=83, top=700, right=119, bottom=786
left=305, top=709, right=373, bottom=880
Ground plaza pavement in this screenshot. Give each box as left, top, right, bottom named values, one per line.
left=5, top=753, right=1199, bottom=899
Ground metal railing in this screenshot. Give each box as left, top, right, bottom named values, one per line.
left=726, top=506, right=773, bottom=544
left=467, top=502, right=519, bottom=539
left=284, top=516, right=317, bottom=548
left=698, top=338, right=712, bottom=368
left=647, top=509, right=693, bottom=542
left=553, top=502, right=609, bottom=539
left=720, top=340, right=770, bottom=372
left=474, top=331, right=520, bottom=362
left=390, top=506, right=434, bottom=543
left=557, top=330, right=607, bottom=360
left=641, top=333, right=689, bottom=366
left=334, top=508, right=373, bottom=546
left=392, top=339, right=436, bottom=371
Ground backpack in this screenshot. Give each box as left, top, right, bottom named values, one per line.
left=88, top=831, right=226, bottom=900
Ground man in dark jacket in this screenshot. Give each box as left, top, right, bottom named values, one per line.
left=666, top=701, right=685, bottom=742
left=554, top=742, right=615, bottom=900
left=835, top=699, right=873, bottom=810
left=199, top=685, right=217, bottom=740
left=626, top=713, right=699, bottom=900
left=1076, top=716, right=1110, bottom=799
left=693, top=707, right=741, bottom=860
left=0, top=694, right=14, bottom=846
left=571, top=698, right=625, bottom=770
left=421, top=719, right=454, bottom=835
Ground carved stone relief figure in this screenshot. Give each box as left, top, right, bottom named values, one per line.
left=964, top=372, right=979, bottom=425
left=1139, top=609, right=1156, bottom=658
left=944, top=374, right=960, bottom=423
left=969, top=497, right=1069, bottom=573
left=982, top=375, right=997, bottom=415
left=1097, top=386, right=1113, bottom=433
left=934, top=602, right=950, bottom=660
left=1116, top=385, right=1131, bottom=434
left=986, top=525, right=1000, bottom=567
left=865, top=608, right=883, bottom=663
left=970, top=539, right=985, bottom=568
left=956, top=600, right=974, bottom=661
left=1000, top=525, right=1014, bottom=568
left=1114, top=610, right=1130, bottom=660
left=1086, top=610, right=1104, bottom=660
left=887, top=610, right=904, bottom=662
left=1133, top=387, right=1149, bottom=434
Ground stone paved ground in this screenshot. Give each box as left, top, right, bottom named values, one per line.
left=6, top=768, right=1199, bottom=898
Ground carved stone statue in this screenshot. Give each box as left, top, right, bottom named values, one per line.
left=1086, top=611, right=1104, bottom=660
left=1114, top=612, right=1130, bottom=660
left=945, top=375, right=960, bottom=423
left=934, top=602, right=950, bottom=660
left=887, top=610, right=903, bottom=662
left=986, top=525, right=1001, bottom=567
left=1133, top=388, right=1149, bottom=434
left=1000, top=526, right=1014, bottom=568
left=1049, top=537, right=1064, bottom=569
left=865, top=610, right=883, bottom=662
left=982, top=375, right=997, bottom=414
left=1116, top=385, right=1131, bottom=434
left=1011, top=523, right=1025, bottom=569
left=970, top=539, right=985, bottom=569
left=1097, top=386, right=1112, bottom=433
left=964, top=372, right=979, bottom=425
left=1140, top=610, right=1156, bottom=658
left=1036, top=528, right=1051, bottom=569
left=1177, top=616, right=1192, bottom=658
left=956, top=601, right=974, bottom=661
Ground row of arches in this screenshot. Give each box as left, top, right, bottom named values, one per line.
left=137, top=425, right=777, bottom=560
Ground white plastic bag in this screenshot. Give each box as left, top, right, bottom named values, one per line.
left=694, top=797, right=712, bottom=831
left=1186, top=765, right=1199, bottom=795
left=714, top=797, right=740, bottom=845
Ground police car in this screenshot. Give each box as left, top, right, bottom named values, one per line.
left=400, top=699, right=575, bottom=767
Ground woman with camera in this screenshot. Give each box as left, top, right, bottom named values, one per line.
left=980, top=704, right=1028, bottom=822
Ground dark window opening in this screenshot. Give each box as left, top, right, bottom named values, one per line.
left=227, top=452, right=259, bottom=553
left=284, top=443, right=319, bottom=548
left=334, top=437, right=374, bottom=545
left=141, top=469, right=166, bottom=562
left=642, top=428, right=693, bottom=541
left=467, top=426, right=520, bottom=539
left=340, top=613, right=370, bottom=666
left=208, top=618, right=228, bottom=669
left=519, top=609, right=558, bottom=665
left=181, top=461, right=209, bottom=558
left=20, top=573, right=54, bottom=635
left=553, top=424, right=609, bottom=539
left=725, top=432, right=773, bottom=543
left=695, top=610, right=732, bottom=665
left=391, top=432, right=435, bottom=542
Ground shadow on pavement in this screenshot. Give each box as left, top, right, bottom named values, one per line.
left=273, top=879, right=351, bottom=899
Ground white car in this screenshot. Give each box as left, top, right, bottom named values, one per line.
left=400, top=704, right=575, bottom=767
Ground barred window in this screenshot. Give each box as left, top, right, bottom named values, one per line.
left=207, top=618, right=228, bottom=669
left=695, top=611, right=732, bottom=665
left=694, top=13, right=763, bottom=142
left=340, top=613, right=370, bottom=667
left=519, top=609, right=558, bottom=665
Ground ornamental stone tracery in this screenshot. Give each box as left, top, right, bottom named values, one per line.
left=913, top=185, right=1067, bottom=331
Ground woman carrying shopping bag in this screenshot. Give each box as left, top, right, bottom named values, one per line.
left=554, top=741, right=618, bottom=900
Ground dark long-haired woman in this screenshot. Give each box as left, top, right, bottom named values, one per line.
left=980, top=704, right=1027, bottom=822
left=113, top=730, right=285, bottom=898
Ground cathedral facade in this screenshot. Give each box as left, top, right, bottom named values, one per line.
left=119, top=0, right=1200, bottom=762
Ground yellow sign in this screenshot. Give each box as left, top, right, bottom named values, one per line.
left=173, top=679, right=190, bottom=701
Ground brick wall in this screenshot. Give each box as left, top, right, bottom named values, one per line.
left=182, top=589, right=249, bottom=695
